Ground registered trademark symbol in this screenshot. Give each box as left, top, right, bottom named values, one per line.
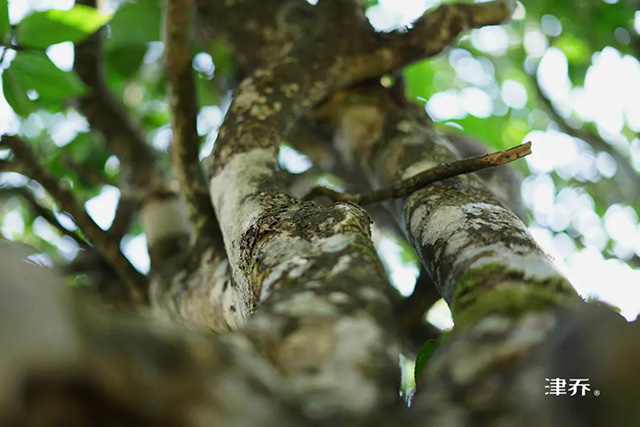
left=593, top=390, right=600, bottom=396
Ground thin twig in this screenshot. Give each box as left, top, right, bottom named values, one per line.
left=1, top=135, right=148, bottom=305
left=307, top=142, right=532, bottom=204
left=0, top=41, right=23, bottom=52
left=164, top=0, right=223, bottom=252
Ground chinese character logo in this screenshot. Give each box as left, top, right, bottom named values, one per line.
left=545, top=378, right=567, bottom=396
left=568, top=379, right=591, bottom=396
left=545, top=378, right=599, bottom=396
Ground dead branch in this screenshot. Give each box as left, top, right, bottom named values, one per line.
left=307, top=142, right=532, bottom=204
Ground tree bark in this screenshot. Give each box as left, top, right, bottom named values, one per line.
left=2, top=1, right=639, bottom=426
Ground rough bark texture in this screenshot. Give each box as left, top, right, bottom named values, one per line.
left=322, top=87, right=579, bottom=321
left=317, top=85, right=586, bottom=425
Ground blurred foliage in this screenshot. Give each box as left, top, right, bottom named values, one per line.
left=16, top=5, right=111, bottom=48
left=0, top=0, right=232, bottom=266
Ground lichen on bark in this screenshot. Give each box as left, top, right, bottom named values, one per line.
left=324, top=87, right=581, bottom=326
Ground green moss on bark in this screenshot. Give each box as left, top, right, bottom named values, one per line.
left=451, top=263, right=579, bottom=328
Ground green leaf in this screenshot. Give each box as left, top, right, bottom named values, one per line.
left=398, top=238, right=418, bottom=265
left=16, top=5, right=111, bottom=49
left=414, top=339, right=438, bottom=382
left=106, top=45, right=148, bottom=78
left=2, top=67, right=34, bottom=117
left=0, top=0, right=9, bottom=41
left=109, top=0, right=161, bottom=46
left=404, top=59, right=435, bottom=102
left=9, top=51, right=87, bottom=100
left=555, top=35, right=591, bottom=65
left=210, top=40, right=235, bottom=77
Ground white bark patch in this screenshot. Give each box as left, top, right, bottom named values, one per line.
left=258, top=233, right=355, bottom=301
left=463, top=202, right=528, bottom=234
left=197, top=258, right=247, bottom=331
left=359, top=286, right=387, bottom=303
left=261, top=256, right=309, bottom=301
left=210, top=148, right=277, bottom=297
left=249, top=96, right=275, bottom=120
left=417, top=205, right=467, bottom=249
left=472, top=315, right=513, bottom=338
left=319, top=234, right=355, bottom=253
left=141, top=196, right=191, bottom=247
left=449, top=342, right=500, bottom=386
left=328, top=292, right=350, bottom=305
left=281, top=313, right=385, bottom=417
left=444, top=231, right=470, bottom=258
left=502, top=312, right=556, bottom=353
left=397, top=120, right=414, bottom=133
left=324, top=314, right=384, bottom=413
left=456, top=203, right=560, bottom=281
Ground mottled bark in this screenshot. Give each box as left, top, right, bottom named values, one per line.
left=208, top=135, right=400, bottom=417
left=202, top=2, right=516, bottom=416
left=324, top=87, right=579, bottom=321
left=320, top=85, right=589, bottom=424
left=141, top=193, right=247, bottom=332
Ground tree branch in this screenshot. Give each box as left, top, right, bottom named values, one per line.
left=107, top=195, right=138, bottom=242
left=385, top=0, right=515, bottom=63
left=73, top=0, right=162, bottom=194
left=0, top=186, right=89, bottom=249
left=1, top=135, right=147, bottom=306
left=0, top=159, right=22, bottom=174
left=307, top=142, right=531, bottom=204
left=164, top=0, right=224, bottom=253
